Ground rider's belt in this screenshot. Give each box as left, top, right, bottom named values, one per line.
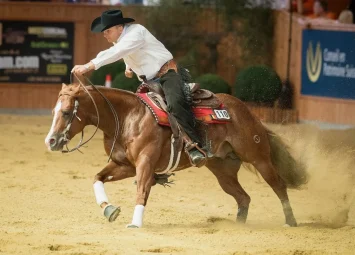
left=154, top=59, right=177, bottom=79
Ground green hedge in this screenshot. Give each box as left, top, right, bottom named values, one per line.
left=90, top=60, right=126, bottom=86
left=234, top=65, right=281, bottom=105
left=195, top=74, right=231, bottom=94
left=111, top=72, right=141, bottom=92
left=177, top=48, right=199, bottom=79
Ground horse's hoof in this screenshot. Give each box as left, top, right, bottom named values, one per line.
left=236, top=217, right=247, bottom=224
left=284, top=221, right=297, bottom=227
left=126, top=223, right=140, bottom=228
left=236, top=206, right=249, bottom=223
left=103, top=205, right=121, bottom=222
left=285, top=218, right=298, bottom=227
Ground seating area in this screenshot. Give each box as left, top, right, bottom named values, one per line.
left=290, top=0, right=355, bottom=25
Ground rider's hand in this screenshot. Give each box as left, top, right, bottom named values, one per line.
left=71, top=62, right=93, bottom=75
left=125, top=68, right=133, bottom=78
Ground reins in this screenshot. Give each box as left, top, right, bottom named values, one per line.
left=83, top=74, right=120, bottom=162
left=62, top=73, right=120, bottom=163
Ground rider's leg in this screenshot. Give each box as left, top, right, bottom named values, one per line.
left=160, top=70, right=205, bottom=166
left=160, top=70, right=201, bottom=144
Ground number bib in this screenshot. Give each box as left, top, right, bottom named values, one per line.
left=213, top=109, right=230, bottom=120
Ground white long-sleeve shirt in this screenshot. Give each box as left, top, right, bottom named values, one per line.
left=91, top=24, right=173, bottom=80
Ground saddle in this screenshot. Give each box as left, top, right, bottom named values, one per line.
left=136, top=81, right=231, bottom=170
left=136, top=81, right=225, bottom=110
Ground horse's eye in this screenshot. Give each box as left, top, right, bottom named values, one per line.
left=62, top=111, right=70, bottom=117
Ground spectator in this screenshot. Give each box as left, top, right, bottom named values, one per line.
left=307, top=0, right=336, bottom=20
left=296, top=0, right=314, bottom=15
left=338, top=9, right=353, bottom=24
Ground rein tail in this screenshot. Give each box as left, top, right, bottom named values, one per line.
left=267, top=130, right=309, bottom=189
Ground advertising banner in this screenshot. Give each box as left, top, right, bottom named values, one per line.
left=0, top=21, right=74, bottom=84
left=301, top=29, right=355, bottom=100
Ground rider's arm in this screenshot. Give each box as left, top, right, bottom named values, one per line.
left=91, top=26, right=145, bottom=70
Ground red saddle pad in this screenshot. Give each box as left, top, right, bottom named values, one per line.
left=136, top=93, right=231, bottom=126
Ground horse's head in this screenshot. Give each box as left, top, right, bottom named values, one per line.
left=45, top=83, right=86, bottom=151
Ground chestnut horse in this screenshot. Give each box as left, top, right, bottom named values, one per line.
left=45, top=82, right=307, bottom=228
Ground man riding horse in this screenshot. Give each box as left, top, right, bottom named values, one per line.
left=71, top=9, right=205, bottom=166
left=49, top=10, right=306, bottom=227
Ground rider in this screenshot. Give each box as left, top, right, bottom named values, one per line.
left=71, top=9, right=205, bottom=166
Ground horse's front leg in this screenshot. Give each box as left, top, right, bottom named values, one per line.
left=126, top=154, right=155, bottom=228
left=93, top=161, right=136, bottom=222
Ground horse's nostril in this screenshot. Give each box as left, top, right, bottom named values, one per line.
left=49, top=138, right=56, bottom=146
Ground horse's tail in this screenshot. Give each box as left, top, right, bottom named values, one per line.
left=267, top=130, right=308, bottom=189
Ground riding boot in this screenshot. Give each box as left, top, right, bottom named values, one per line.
left=188, top=148, right=206, bottom=167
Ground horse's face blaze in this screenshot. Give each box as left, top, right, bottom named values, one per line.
left=45, top=84, right=84, bottom=151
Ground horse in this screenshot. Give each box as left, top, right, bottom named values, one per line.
left=44, top=81, right=308, bottom=228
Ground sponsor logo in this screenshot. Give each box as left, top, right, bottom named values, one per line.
left=28, top=26, right=67, bottom=38
left=306, top=41, right=322, bottom=83
left=2, top=28, right=26, bottom=44
left=40, top=50, right=72, bottom=63
left=306, top=40, right=355, bottom=81
left=47, top=64, right=67, bottom=75
left=0, top=49, right=20, bottom=55
left=0, top=56, right=39, bottom=69
left=31, top=41, right=69, bottom=49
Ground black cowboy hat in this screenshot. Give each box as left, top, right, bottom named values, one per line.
left=91, top=10, right=135, bottom=33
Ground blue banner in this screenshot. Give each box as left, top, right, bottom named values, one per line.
left=301, top=29, right=355, bottom=100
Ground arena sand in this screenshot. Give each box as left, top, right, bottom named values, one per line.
left=0, top=114, right=354, bottom=255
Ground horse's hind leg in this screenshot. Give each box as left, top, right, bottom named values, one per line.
left=253, top=159, right=297, bottom=227
left=206, top=157, right=251, bottom=223
left=93, top=161, right=136, bottom=222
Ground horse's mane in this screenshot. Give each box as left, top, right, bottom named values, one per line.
left=85, top=85, right=136, bottom=96
left=73, top=85, right=141, bottom=109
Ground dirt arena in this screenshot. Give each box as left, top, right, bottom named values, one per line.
left=0, top=114, right=354, bottom=255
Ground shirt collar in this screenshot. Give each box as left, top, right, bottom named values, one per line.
left=113, top=24, right=128, bottom=45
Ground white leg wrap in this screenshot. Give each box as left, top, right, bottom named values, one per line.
left=131, top=205, right=145, bottom=228
left=93, top=181, right=109, bottom=206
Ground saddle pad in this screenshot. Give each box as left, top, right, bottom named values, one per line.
left=136, top=93, right=231, bottom=126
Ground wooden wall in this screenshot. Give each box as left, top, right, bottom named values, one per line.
left=273, top=11, right=355, bottom=125
left=0, top=2, right=146, bottom=109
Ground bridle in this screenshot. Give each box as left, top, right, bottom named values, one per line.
left=61, top=73, right=120, bottom=162
left=62, top=99, right=83, bottom=151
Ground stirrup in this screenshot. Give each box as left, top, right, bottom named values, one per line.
left=184, top=142, right=207, bottom=168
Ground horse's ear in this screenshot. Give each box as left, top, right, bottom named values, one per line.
left=62, top=83, right=67, bottom=89
left=73, top=83, right=81, bottom=94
